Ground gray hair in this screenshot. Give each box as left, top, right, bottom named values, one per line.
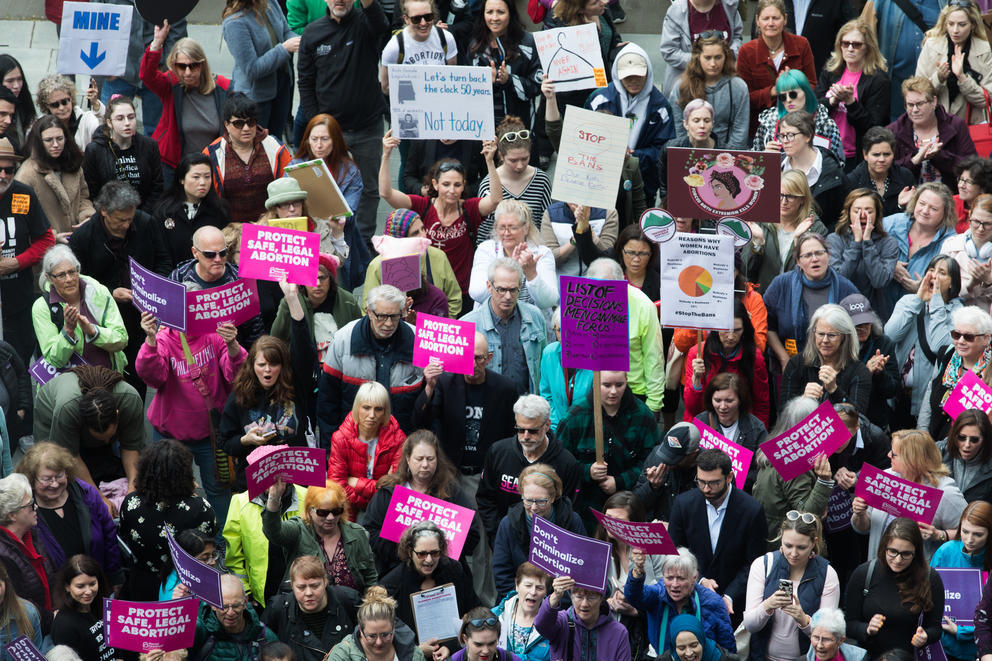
left=46, top=647, right=84, bottom=661
left=810, top=607, right=847, bottom=639
left=490, top=199, right=540, bottom=244
left=758, top=396, right=820, bottom=469
left=95, top=180, right=141, bottom=212
left=220, top=573, right=246, bottom=598
left=488, top=256, right=524, bottom=283
left=513, top=394, right=550, bottom=423
left=0, top=473, right=31, bottom=524
left=660, top=547, right=699, bottom=579
left=952, top=305, right=992, bottom=336
left=803, top=303, right=860, bottom=369
left=40, top=244, right=81, bottom=289
left=367, top=284, right=407, bottom=313
left=586, top=257, right=624, bottom=280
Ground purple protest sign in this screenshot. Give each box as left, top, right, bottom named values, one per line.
left=529, top=515, right=611, bottom=592
left=693, top=420, right=753, bottom=490
left=29, top=352, right=86, bottom=385
left=379, top=485, right=476, bottom=560
left=942, top=370, right=992, bottom=420
left=590, top=509, right=678, bottom=555
left=4, top=636, right=47, bottom=661
left=824, top=485, right=853, bottom=533
left=166, top=528, right=223, bottom=608
left=560, top=275, right=629, bottom=371
left=854, top=464, right=944, bottom=525
left=761, top=402, right=851, bottom=482
left=185, top=279, right=260, bottom=337
left=917, top=641, right=949, bottom=661
left=382, top=253, right=422, bottom=292
left=245, top=446, right=327, bottom=499
left=129, top=257, right=187, bottom=331
left=239, top=223, right=320, bottom=287
left=935, top=567, right=984, bottom=625
left=412, top=313, right=475, bottom=375
left=104, top=597, right=198, bottom=653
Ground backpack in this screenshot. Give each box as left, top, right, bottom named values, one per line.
left=392, top=26, right=448, bottom=63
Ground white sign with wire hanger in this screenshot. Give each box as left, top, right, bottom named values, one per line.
left=535, top=23, right=607, bottom=92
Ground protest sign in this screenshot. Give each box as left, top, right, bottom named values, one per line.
left=693, top=420, right=753, bottom=490
left=854, top=464, right=944, bottom=525
left=166, top=528, right=222, bottom=608
left=382, top=253, right=422, bottom=292
left=135, top=0, right=199, bottom=24
left=388, top=65, right=495, bottom=140
left=640, top=208, right=677, bottom=244
left=185, top=279, right=260, bottom=337
left=942, top=370, right=992, bottom=420
left=238, top=223, right=320, bottom=287
left=660, top=234, right=735, bottom=331
left=666, top=148, right=780, bottom=222
left=57, top=3, right=133, bottom=76
left=590, top=510, right=679, bottom=555
left=266, top=217, right=308, bottom=232
left=379, top=485, right=476, bottom=560
left=4, top=636, right=47, bottom=661
left=285, top=159, right=353, bottom=219
left=761, top=401, right=851, bottom=482
left=29, top=353, right=86, bottom=385
left=552, top=107, right=629, bottom=209
left=245, top=446, right=328, bottom=500
left=104, top=597, right=198, bottom=653
left=824, top=485, right=853, bottom=533
left=529, top=515, right=611, bottom=592
left=412, top=313, right=475, bottom=376
left=935, top=567, right=983, bottom=625
left=560, top=275, right=629, bottom=371
left=917, top=643, right=949, bottom=661
left=534, top=24, right=607, bottom=92
left=129, top=257, right=187, bottom=332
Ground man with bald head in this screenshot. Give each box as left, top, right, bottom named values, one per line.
left=192, top=574, right=278, bottom=654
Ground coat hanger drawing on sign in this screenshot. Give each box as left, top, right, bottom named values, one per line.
left=549, top=31, right=598, bottom=84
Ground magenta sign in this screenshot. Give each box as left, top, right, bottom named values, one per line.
left=412, top=313, right=475, bottom=376
left=693, top=420, right=753, bottom=490
left=854, top=464, right=943, bottom=525
left=761, top=402, right=851, bottom=482
left=379, top=485, right=476, bottom=560
left=941, top=370, right=992, bottom=420
left=104, top=597, right=198, bottom=653
left=590, top=509, right=678, bottom=555
left=245, top=446, right=328, bottom=499
left=238, top=223, right=320, bottom=287
left=185, top=279, right=260, bottom=337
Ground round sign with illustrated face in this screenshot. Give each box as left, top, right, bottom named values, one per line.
left=135, top=0, right=200, bottom=25
left=716, top=217, right=752, bottom=248
left=640, top=208, right=677, bottom=244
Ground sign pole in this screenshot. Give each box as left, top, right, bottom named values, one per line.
left=696, top=329, right=703, bottom=359
left=593, top=370, right=603, bottom=463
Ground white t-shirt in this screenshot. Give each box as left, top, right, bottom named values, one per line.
left=381, top=26, right=458, bottom=66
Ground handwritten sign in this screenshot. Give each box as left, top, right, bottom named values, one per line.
left=245, top=446, right=328, bottom=500
left=238, top=223, right=319, bottom=287
left=590, top=509, right=678, bottom=555
left=942, top=370, right=992, bottom=420
left=104, top=597, right=198, bottom=653
left=166, top=528, right=222, bottom=608
left=529, top=515, right=611, bottom=592
left=382, top=253, right=422, bottom=292
left=824, top=485, right=853, bottom=533
left=388, top=65, right=495, bottom=140
left=693, top=420, right=753, bottom=490
left=185, top=278, right=260, bottom=337
left=412, top=313, right=475, bottom=376
left=28, top=352, right=86, bottom=385
left=761, top=402, right=851, bottom=482
left=854, top=464, right=944, bottom=525
left=57, top=2, right=133, bottom=76
left=551, top=106, right=630, bottom=209
left=560, top=275, right=629, bottom=371
left=379, top=485, right=476, bottom=560
left=534, top=24, right=607, bottom=92
left=130, top=257, right=187, bottom=332
left=661, top=234, right=734, bottom=331
left=666, top=148, right=779, bottom=222
left=4, top=636, right=47, bottom=661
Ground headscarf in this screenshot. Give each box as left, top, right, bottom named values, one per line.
left=667, top=614, right=722, bottom=661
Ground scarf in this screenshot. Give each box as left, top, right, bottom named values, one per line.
left=0, top=527, right=52, bottom=610
left=667, top=614, right=722, bottom=661
left=946, top=35, right=975, bottom=105
left=787, top=269, right=841, bottom=343
left=941, top=344, right=991, bottom=389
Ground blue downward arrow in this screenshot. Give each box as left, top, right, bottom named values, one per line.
left=80, top=42, right=106, bottom=69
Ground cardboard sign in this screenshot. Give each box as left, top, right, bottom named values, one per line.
left=824, top=484, right=853, bottom=533
left=693, top=420, right=753, bottom=490
left=382, top=253, right=422, bottom=292
left=666, top=148, right=780, bottom=222
left=57, top=2, right=133, bottom=76
left=761, top=402, right=851, bottom=482
left=534, top=24, right=607, bottom=92
left=388, top=65, right=495, bottom=140
left=379, top=485, right=476, bottom=560
left=238, top=224, right=320, bottom=287
left=529, top=515, right=611, bottom=592
left=266, top=217, right=309, bottom=232
left=245, top=446, right=328, bottom=500
left=660, top=234, right=735, bottom=331
left=285, top=159, right=354, bottom=219
left=590, top=509, right=679, bottom=555
left=104, top=597, right=198, bottom=653
left=185, top=278, right=260, bottom=337
left=166, top=528, right=222, bottom=608
left=936, top=567, right=983, bottom=625
left=412, top=313, right=475, bottom=376
left=942, top=370, right=992, bottom=420
left=854, top=464, right=944, bottom=525
left=29, top=353, right=86, bottom=385
left=4, top=636, right=47, bottom=661
left=560, top=275, right=629, bottom=371
left=129, top=257, right=187, bottom=332
left=551, top=106, right=630, bottom=209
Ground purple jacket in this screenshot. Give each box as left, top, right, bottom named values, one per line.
left=534, top=598, right=630, bottom=661
left=36, top=479, right=122, bottom=584
left=887, top=104, right=977, bottom=187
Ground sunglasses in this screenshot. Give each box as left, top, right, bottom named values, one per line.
left=468, top=617, right=499, bottom=628
left=438, top=161, right=465, bottom=174
left=515, top=425, right=542, bottom=435
left=949, top=0, right=974, bottom=8
left=48, top=97, right=71, bottom=110
left=197, top=248, right=228, bottom=260
left=958, top=433, right=982, bottom=444
left=499, top=130, right=531, bottom=143
left=951, top=330, right=988, bottom=342
left=407, top=12, right=434, bottom=22
left=696, top=30, right=725, bottom=41
left=175, top=61, right=203, bottom=72
left=414, top=549, right=442, bottom=559
left=841, top=40, right=865, bottom=50
left=314, top=506, right=345, bottom=518
left=777, top=90, right=801, bottom=103
left=227, top=118, right=257, bottom=130
left=785, top=510, right=817, bottom=524
left=0, top=165, right=16, bottom=175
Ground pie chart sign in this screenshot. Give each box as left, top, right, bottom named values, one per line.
left=678, top=265, right=713, bottom=297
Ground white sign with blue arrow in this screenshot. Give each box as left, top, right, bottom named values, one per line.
left=56, top=2, right=133, bottom=77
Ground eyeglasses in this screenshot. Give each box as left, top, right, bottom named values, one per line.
left=473, top=353, right=491, bottom=362
left=468, top=617, right=499, bottom=628
left=16, top=498, right=36, bottom=511
left=438, top=161, right=465, bottom=174
left=623, top=249, right=651, bottom=259
left=362, top=629, right=394, bottom=642
left=196, top=551, right=221, bottom=564
left=778, top=131, right=803, bottom=143
left=840, top=40, right=865, bottom=50
left=951, top=330, right=988, bottom=342
left=785, top=510, right=817, bottom=524
left=780, top=193, right=801, bottom=202
left=571, top=592, right=602, bottom=602
left=811, top=634, right=838, bottom=645
left=885, top=547, right=915, bottom=561
left=799, top=250, right=828, bottom=260
left=370, top=309, right=402, bottom=322
left=905, top=100, right=933, bottom=111
left=496, top=223, right=523, bottom=234
left=815, top=331, right=841, bottom=341
left=42, top=135, right=66, bottom=145
left=971, top=218, right=992, bottom=232
left=960, top=176, right=977, bottom=186
left=48, top=97, right=71, bottom=110
left=414, top=549, right=442, bottom=559
left=175, top=61, right=203, bottom=72
left=196, top=248, right=228, bottom=260
left=406, top=12, right=434, bottom=22
left=694, top=477, right=725, bottom=489
left=50, top=268, right=78, bottom=280
left=36, top=472, right=67, bottom=485
left=522, top=497, right=550, bottom=508
left=313, top=506, right=345, bottom=518
left=499, top=130, right=531, bottom=143
left=777, top=90, right=801, bottom=103
left=227, top=118, right=257, bottom=130
left=696, top=30, right=725, bottom=41
left=958, top=433, right=982, bottom=444
left=216, top=601, right=246, bottom=612
left=515, top=425, right=542, bottom=435
left=492, top=285, right=520, bottom=296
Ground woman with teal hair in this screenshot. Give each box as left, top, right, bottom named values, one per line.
left=752, top=69, right=844, bottom=165
left=658, top=614, right=734, bottom=661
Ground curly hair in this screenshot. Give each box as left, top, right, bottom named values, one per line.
left=26, top=114, right=82, bottom=172
left=877, top=517, right=932, bottom=613
left=378, top=430, right=460, bottom=500
left=397, top=519, right=447, bottom=566
left=16, top=441, right=76, bottom=485
left=679, top=34, right=737, bottom=107
left=134, top=439, right=196, bottom=504
left=72, top=366, right=123, bottom=434
left=35, top=74, right=76, bottom=115
left=55, top=554, right=109, bottom=612
left=233, top=336, right=295, bottom=409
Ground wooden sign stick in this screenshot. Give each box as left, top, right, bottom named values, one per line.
left=593, top=370, right=604, bottom=463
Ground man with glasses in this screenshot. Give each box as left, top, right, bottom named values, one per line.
left=668, top=448, right=767, bottom=624
left=319, top=284, right=423, bottom=439
left=192, top=574, right=278, bottom=656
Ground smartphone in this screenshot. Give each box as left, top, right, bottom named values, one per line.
left=262, top=429, right=278, bottom=439
left=778, top=578, right=793, bottom=599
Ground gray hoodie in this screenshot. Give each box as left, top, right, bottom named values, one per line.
left=658, top=0, right=743, bottom=99
left=672, top=75, right=750, bottom=149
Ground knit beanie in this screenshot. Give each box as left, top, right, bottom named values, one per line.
left=384, top=208, right=421, bottom=238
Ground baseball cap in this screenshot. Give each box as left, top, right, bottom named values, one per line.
left=616, top=53, right=648, bottom=80
left=840, top=293, right=874, bottom=326
left=653, top=422, right=702, bottom=465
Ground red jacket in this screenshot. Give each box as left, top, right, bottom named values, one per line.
left=737, top=32, right=817, bottom=136
left=328, top=412, right=406, bottom=511
left=682, top=343, right=770, bottom=428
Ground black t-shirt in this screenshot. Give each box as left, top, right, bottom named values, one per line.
left=0, top=181, right=50, bottom=313
left=50, top=608, right=115, bottom=661
left=38, top=497, right=85, bottom=559
left=461, top=383, right=485, bottom=471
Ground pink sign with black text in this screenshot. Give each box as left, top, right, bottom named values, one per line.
left=104, top=597, right=198, bottom=653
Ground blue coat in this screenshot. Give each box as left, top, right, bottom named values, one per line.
left=461, top=301, right=547, bottom=395
left=222, top=0, right=298, bottom=102
left=882, top=212, right=956, bottom=310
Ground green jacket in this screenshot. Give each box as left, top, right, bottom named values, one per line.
left=327, top=627, right=426, bottom=661
left=261, top=507, right=378, bottom=595
left=192, top=600, right=278, bottom=661
left=270, top=288, right=363, bottom=347
left=287, top=0, right=327, bottom=33
left=362, top=246, right=462, bottom=318
left=32, top=274, right=128, bottom=372
left=752, top=462, right=834, bottom=550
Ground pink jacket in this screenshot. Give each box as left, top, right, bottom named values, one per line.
left=136, top=329, right=247, bottom=441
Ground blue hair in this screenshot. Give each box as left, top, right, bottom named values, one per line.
left=775, top=70, right=818, bottom=118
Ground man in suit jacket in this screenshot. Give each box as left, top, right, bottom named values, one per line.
left=668, top=448, right=767, bottom=623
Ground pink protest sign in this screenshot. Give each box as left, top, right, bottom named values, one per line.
left=104, top=597, right=198, bottom=653
left=185, top=279, right=260, bottom=337
left=238, top=223, right=320, bottom=286
left=590, top=509, right=678, bottom=554
left=245, top=447, right=328, bottom=499
left=412, top=313, right=475, bottom=375
left=693, top=420, right=753, bottom=490
left=854, top=464, right=944, bottom=525
left=942, top=370, right=992, bottom=420
left=760, top=402, right=851, bottom=482
left=382, top=253, right=422, bottom=292
left=380, top=485, right=476, bottom=560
